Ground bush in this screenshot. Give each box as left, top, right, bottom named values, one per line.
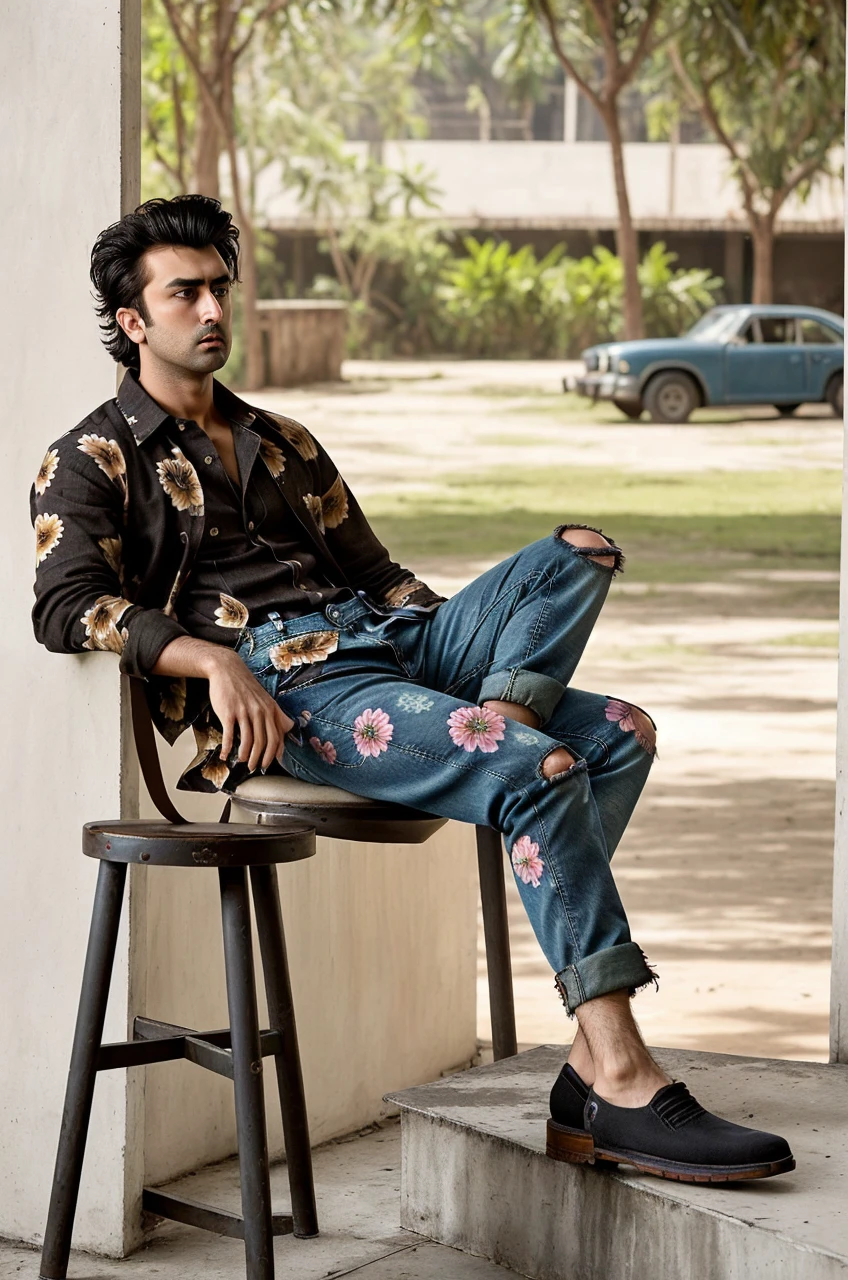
left=310, top=232, right=724, bottom=359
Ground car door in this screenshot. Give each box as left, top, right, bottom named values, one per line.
left=724, top=315, right=806, bottom=403
left=798, top=317, right=842, bottom=400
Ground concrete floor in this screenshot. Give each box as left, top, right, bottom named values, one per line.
left=0, top=1121, right=517, bottom=1279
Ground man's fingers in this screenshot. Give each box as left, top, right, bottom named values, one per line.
left=221, top=713, right=235, bottom=763
left=262, top=712, right=282, bottom=772
left=237, top=716, right=254, bottom=766
left=247, top=715, right=266, bottom=773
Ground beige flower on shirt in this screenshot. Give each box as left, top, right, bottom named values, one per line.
left=156, top=447, right=204, bottom=516
left=269, top=413, right=318, bottom=461
left=77, top=434, right=127, bottom=482
left=302, top=493, right=324, bottom=532
left=382, top=577, right=428, bottom=608
left=35, top=513, right=64, bottom=565
left=201, top=756, right=231, bottom=789
left=259, top=438, right=286, bottom=478
left=80, top=594, right=133, bottom=653
left=35, top=449, right=59, bottom=496
left=214, top=593, right=249, bottom=628
left=321, top=474, right=349, bottom=529
left=98, top=536, right=124, bottom=580
left=269, top=629, right=339, bottom=671
left=160, top=679, right=187, bottom=722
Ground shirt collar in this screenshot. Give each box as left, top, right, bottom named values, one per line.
left=115, top=369, right=257, bottom=445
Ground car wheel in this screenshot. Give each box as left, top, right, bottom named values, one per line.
left=827, top=372, right=843, bottom=418
left=613, top=399, right=643, bottom=420
left=643, top=371, right=699, bottom=424
left=774, top=404, right=801, bottom=416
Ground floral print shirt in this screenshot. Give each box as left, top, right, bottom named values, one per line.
left=30, top=370, right=443, bottom=791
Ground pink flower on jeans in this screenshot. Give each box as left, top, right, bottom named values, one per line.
left=511, top=835, right=545, bottom=888
left=605, top=698, right=657, bottom=755
left=352, top=708, right=394, bottom=757
left=309, top=736, right=337, bottom=765
left=447, top=705, right=506, bottom=754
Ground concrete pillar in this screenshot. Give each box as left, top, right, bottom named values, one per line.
left=0, top=0, right=142, bottom=1254
left=829, top=62, right=848, bottom=1062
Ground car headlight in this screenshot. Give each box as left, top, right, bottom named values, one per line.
left=618, top=358, right=630, bottom=373
left=598, top=352, right=610, bottom=373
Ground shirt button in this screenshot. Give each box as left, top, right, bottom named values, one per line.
left=210, top=527, right=219, bottom=537
left=204, top=456, right=213, bottom=465
left=177, top=422, right=186, bottom=431
left=248, top=520, right=255, bottom=531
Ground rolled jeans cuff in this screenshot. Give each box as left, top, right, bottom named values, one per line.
left=478, top=668, right=566, bottom=725
left=554, top=942, right=658, bottom=1015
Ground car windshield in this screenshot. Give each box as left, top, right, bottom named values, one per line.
left=685, top=310, right=744, bottom=343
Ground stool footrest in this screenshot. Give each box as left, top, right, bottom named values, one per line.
left=96, top=1017, right=283, bottom=1074
left=142, top=1188, right=293, bottom=1239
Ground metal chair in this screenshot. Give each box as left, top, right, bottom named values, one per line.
left=231, top=775, right=518, bottom=1062
left=39, top=685, right=319, bottom=1280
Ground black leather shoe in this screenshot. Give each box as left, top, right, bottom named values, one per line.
left=547, top=1078, right=795, bottom=1183
left=548, top=1063, right=620, bottom=1168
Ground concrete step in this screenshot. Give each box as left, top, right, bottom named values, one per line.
left=386, top=1045, right=848, bottom=1280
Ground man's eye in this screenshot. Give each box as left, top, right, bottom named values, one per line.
left=214, top=287, right=230, bottom=298
left=175, top=290, right=194, bottom=299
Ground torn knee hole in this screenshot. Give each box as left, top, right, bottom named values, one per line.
left=558, top=526, right=618, bottom=568
left=542, top=746, right=578, bottom=779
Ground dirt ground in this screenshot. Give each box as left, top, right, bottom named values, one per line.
left=258, top=359, right=840, bottom=1064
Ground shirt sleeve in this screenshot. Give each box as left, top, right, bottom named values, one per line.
left=308, top=435, right=445, bottom=611
left=31, top=436, right=188, bottom=677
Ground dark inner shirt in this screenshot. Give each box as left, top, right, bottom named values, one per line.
left=175, top=415, right=348, bottom=644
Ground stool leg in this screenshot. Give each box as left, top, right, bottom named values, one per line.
left=219, top=867, right=274, bottom=1280
left=476, top=826, right=518, bottom=1061
left=250, top=865, right=318, bottom=1239
left=40, top=860, right=127, bottom=1280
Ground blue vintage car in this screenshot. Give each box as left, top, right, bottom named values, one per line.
left=567, top=304, right=844, bottom=423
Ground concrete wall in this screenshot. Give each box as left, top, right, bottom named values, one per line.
left=0, top=0, right=142, bottom=1255
left=140, top=735, right=479, bottom=1185
left=256, top=140, right=844, bottom=233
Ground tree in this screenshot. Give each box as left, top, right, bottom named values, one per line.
left=520, top=0, right=680, bottom=338
left=667, top=0, right=845, bottom=304
left=156, top=0, right=293, bottom=389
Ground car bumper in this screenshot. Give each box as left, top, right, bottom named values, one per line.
left=564, top=372, right=641, bottom=403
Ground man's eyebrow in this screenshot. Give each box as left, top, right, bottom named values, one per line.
left=165, top=274, right=231, bottom=288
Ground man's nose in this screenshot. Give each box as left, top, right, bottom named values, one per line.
left=198, top=288, right=223, bottom=325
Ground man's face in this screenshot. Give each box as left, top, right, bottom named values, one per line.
left=121, top=243, right=233, bottom=374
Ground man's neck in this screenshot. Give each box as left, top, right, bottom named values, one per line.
left=136, top=360, right=219, bottom=432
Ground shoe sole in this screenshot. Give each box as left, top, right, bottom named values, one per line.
left=546, top=1119, right=796, bottom=1184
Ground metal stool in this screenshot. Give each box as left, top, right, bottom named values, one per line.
left=39, top=817, right=316, bottom=1280
left=232, top=775, right=519, bottom=1061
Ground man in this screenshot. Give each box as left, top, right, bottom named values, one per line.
left=32, top=194, right=793, bottom=1184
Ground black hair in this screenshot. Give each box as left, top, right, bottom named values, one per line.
left=89, top=194, right=241, bottom=370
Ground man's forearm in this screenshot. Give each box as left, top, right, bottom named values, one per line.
left=152, top=634, right=237, bottom=679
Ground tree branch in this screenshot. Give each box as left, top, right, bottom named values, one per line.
left=535, top=0, right=603, bottom=113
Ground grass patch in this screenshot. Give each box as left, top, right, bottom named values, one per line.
left=364, top=465, right=841, bottom=598
left=766, top=631, right=839, bottom=649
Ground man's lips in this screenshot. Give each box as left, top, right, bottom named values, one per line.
left=199, top=335, right=225, bottom=346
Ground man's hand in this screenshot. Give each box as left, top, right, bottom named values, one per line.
left=152, top=636, right=295, bottom=772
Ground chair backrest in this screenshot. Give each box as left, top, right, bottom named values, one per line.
left=129, top=677, right=190, bottom=824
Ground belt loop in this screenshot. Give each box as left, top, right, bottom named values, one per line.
left=267, top=610, right=285, bottom=633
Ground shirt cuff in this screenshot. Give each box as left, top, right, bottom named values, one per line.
left=119, top=606, right=190, bottom=679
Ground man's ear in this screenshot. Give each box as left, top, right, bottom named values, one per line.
left=116, top=307, right=147, bottom=347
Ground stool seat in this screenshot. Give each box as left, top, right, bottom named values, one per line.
left=232, top=776, right=447, bottom=844
left=83, top=819, right=315, bottom=867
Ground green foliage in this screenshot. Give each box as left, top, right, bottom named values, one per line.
left=336, top=234, right=723, bottom=358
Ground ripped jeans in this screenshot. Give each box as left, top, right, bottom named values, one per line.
left=236, top=529, right=657, bottom=1014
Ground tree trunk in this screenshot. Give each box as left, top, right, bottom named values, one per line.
left=193, top=110, right=221, bottom=197
left=749, top=215, right=775, bottom=304
left=603, top=104, right=643, bottom=339
left=239, top=217, right=264, bottom=390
